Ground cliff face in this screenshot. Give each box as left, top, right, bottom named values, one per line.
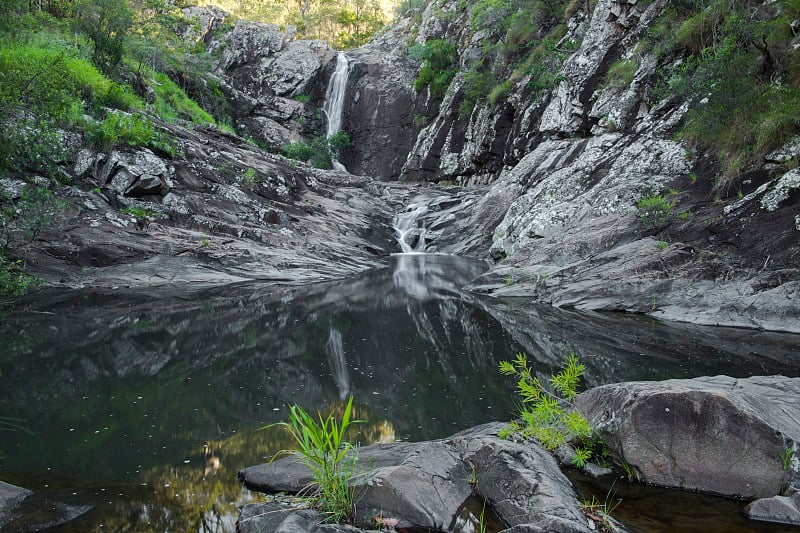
left=325, top=0, right=799, bottom=332
left=4, top=0, right=798, bottom=333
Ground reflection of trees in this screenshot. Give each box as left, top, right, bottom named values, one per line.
left=94, top=401, right=395, bottom=532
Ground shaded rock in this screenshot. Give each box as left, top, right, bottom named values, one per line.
left=576, top=375, right=800, bottom=498
left=237, top=502, right=363, bottom=533
left=240, top=423, right=595, bottom=532
left=99, top=149, right=172, bottom=198
left=0, top=481, right=32, bottom=528
left=744, top=493, right=800, bottom=526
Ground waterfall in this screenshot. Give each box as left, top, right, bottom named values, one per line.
left=393, top=203, right=429, bottom=253
left=323, top=52, right=350, bottom=172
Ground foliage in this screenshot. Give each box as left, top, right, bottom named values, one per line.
left=1, top=185, right=68, bottom=250
left=0, top=255, right=39, bottom=307
left=85, top=111, right=176, bottom=155
left=413, top=39, right=458, bottom=97
left=582, top=484, right=622, bottom=533
left=151, top=71, right=215, bottom=125
left=241, top=167, right=256, bottom=188
left=73, top=0, right=134, bottom=73
left=604, top=58, right=637, bottom=88
left=498, top=352, right=593, bottom=463
left=281, top=132, right=351, bottom=169
left=648, top=0, right=800, bottom=179
left=282, top=141, right=317, bottom=163
left=0, top=44, right=142, bottom=123
left=636, top=193, right=676, bottom=231
left=780, top=448, right=797, bottom=470
left=121, top=205, right=160, bottom=219
left=194, top=0, right=387, bottom=49
left=265, top=396, right=363, bottom=523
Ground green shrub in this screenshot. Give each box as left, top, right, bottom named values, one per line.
left=488, top=79, right=512, bottom=105
left=151, top=71, right=215, bottom=125
left=0, top=255, right=39, bottom=304
left=121, top=205, right=160, bottom=219
left=264, top=396, right=362, bottom=523
left=0, top=117, right=68, bottom=178
left=0, top=44, right=143, bottom=123
left=282, top=132, right=350, bottom=169
left=282, top=141, right=316, bottom=162
left=85, top=111, right=175, bottom=155
left=72, top=0, right=133, bottom=73
left=499, top=353, right=595, bottom=464
left=1, top=184, right=68, bottom=260
left=413, top=39, right=458, bottom=97
left=636, top=193, right=676, bottom=231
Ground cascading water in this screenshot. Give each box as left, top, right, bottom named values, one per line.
left=393, top=203, right=429, bottom=253
left=323, top=52, right=350, bottom=172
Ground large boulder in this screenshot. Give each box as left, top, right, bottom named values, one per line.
left=96, top=149, right=173, bottom=198
left=239, top=423, right=596, bottom=532
left=576, top=375, right=800, bottom=499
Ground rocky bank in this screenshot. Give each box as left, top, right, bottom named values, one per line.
left=3, top=0, right=798, bottom=334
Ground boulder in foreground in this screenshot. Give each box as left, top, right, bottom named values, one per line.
left=576, top=375, right=800, bottom=499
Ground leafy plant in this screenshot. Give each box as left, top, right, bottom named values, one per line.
left=242, top=167, right=256, bottom=188
left=499, top=353, right=593, bottom=462
left=264, top=396, right=363, bottom=523
left=1, top=185, right=68, bottom=248
left=582, top=483, right=622, bottom=532
left=281, top=132, right=350, bottom=170
left=636, top=193, right=676, bottom=231
left=780, top=448, right=796, bottom=470
left=121, top=205, right=159, bottom=219
left=73, top=0, right=133, bottom=73
left=413, top=39, right=458, bottom=97
left=85, top=112, right=175, bottom=155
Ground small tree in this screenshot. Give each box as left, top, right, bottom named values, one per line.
left=73, top=0, right=133, bottom=73
left=499, top=352, right=595, bottom=466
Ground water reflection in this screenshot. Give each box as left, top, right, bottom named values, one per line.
left=0, top=254, right=798, bottom=531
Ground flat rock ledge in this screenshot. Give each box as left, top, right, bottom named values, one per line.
left=237, top=422, right=598, bottom=533
left=575, top=375, right=800, bottom=514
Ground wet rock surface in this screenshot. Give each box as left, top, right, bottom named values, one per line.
left=0, top=481, right=31, bottom=528
left=745, top=493, right=800, bottom=526
left=239, top=423, right=596, bottom=532
left=576, top=375, right=800, bottom=499
left=10, top=121, right=414, bottom=290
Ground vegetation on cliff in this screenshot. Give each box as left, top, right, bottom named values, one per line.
left=193, top=0, right=389, bottom=48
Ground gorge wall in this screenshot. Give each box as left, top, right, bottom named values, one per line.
left=4, top=0, right=799, bottom=334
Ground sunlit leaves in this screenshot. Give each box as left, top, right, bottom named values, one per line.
left=498, top=352, right=593, bottom=459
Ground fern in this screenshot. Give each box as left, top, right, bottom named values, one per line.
left=499, top=352, right=599, bottom=467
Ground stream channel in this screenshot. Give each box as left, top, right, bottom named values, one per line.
left=1, top=254, right=800, bottom=531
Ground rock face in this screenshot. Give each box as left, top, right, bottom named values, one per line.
left=239, top=423, right=595, bottom=532
left=8, top=120, right=408, bottom=290
left=0, top=481, right=32, bottom=528
left=744, top=493, right=800, bottom=526
left=213, top=21, right=334, bottom=149
left=575, top=376, right=800, bottom=499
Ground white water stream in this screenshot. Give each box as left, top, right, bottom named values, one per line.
left=323, top=52, right=350, bottom=172
left=393, top=203, right=429, bottom=253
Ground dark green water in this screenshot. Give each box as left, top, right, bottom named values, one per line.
left=1, top=254, right=799, bottom=532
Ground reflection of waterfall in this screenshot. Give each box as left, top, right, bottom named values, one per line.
left=393, top=203, right=429, bottom=253
left=325, top=328, right=351, bottom=399
left=323, top=52, right=350, bottom=173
